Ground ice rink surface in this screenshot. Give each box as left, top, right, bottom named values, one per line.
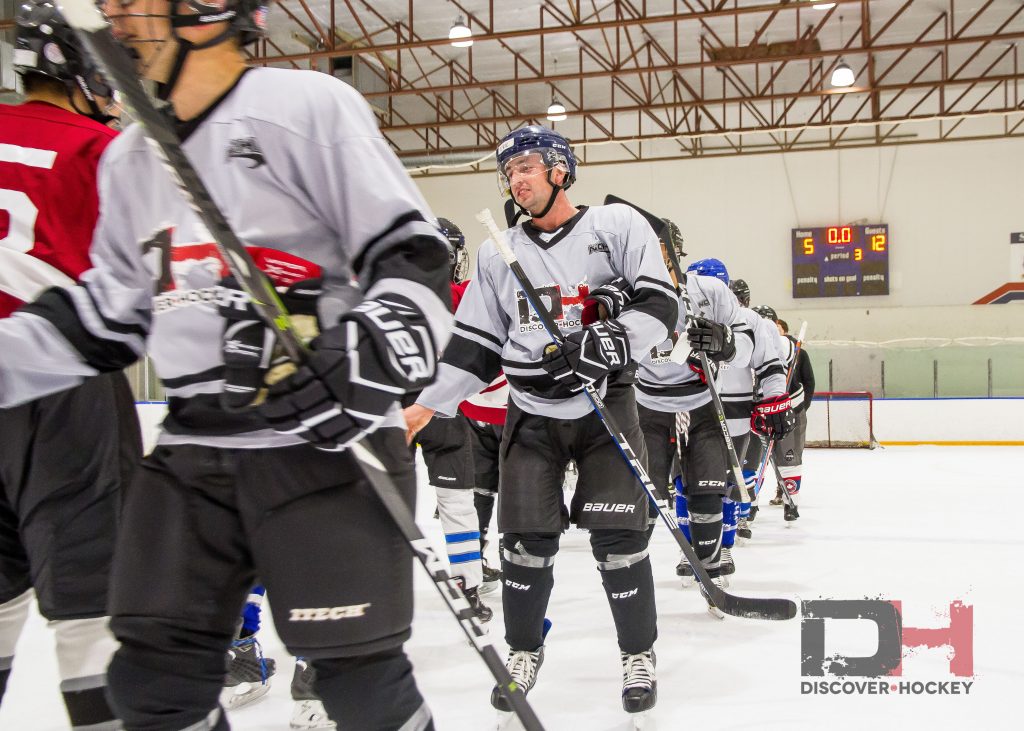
left=3, top=446, right=1020, bottom=730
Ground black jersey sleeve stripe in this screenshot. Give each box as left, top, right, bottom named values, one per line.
left=755, top=362, right=785, bottom=380
left=163, top=365, right=225, bottom=389
left=440, top=333, right=503, bottom=384
left=635, top=275, right=677, bottom=297
left=455, top=321, right=504, bottom=350
left=82, top=284, right=149, bottom=339
left=623, top=286, right=677, bottom=331
left=21, top=288, right=140, bottom=373
left=635, top=379, right=707, bottom=399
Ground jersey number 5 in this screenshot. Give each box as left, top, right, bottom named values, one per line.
left=0, top=143, right=59, bottom=253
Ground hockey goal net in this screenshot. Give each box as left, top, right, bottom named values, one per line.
left=806, top=391, right=879, bottom=448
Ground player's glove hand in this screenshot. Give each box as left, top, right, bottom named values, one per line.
left=218, top=277, right=322, bottom=411
left=686, top=316, right=735, bottom=362
left=258, top=296, right=437, bottom=451
left=541, top=319, right=631, bottom=393
left=582, top=277, right=633, bottom=325
left=751, top=393, right=795, bottom=438
left=686, top=353, right=719, bottom=385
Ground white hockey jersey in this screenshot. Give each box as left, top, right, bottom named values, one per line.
left=635, top=273, right=747, bottom=414
left=0, top=67, right=452, bottom=448
left=417, top=203, right=678, bottom=419
left=718, top=307, right=787, bottom=437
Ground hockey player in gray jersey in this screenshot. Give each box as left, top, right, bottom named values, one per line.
left=717, top=296, right=789, bottom=550
left=404, top=126, right=677, bottom=718
left=0, top=3, right=451, bottom=730
left=632, top=254, right=793, bottom=605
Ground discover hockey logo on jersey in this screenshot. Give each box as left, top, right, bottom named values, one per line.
left=799, top=598, right=974, bottom=696
left=515, top=282, right=590, bottom=333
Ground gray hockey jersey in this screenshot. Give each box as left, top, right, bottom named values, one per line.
left=719, top=307, right=787, bottom=437
left=417, top=204, right=677, bottom=419
left=634, top=273, right=745, bottom=414
left=0, top=67, right=452, bottom=448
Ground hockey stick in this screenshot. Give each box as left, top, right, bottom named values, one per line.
left=603, top=195, right=750, bottom=503
left=751, top=321, right=808, bottom=505
left=59, top=5, right=546, bottom=727
left=476, top=208, right=796, bottom=622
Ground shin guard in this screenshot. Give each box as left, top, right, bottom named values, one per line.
left=687, top=494, right=723, bottom=578
left=501, top=538, right=557, bottom=651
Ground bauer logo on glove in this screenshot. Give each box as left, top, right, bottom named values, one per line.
left=751, top=394, right=796, bottom=437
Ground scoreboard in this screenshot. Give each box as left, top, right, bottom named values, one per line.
left=791, top=224, right=890, bottom=298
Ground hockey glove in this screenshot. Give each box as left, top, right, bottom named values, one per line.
left=582, top=277, right=633, bottom=325
left=686, top=317, right=736, bottom=362
left=218, top=277, right=323, bottom=411
left=258, top=295, right=437, bottom=450
left=541, top=319, right=631, bottom=393
left=686, top=353, right=719, bottom=385
left=751, top=394, right=796, bottom=438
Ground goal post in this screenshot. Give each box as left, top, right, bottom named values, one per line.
left=806, top=391, right=879, bottom=449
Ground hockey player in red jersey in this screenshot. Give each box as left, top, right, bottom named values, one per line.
left=0, top=2, right=142, bottom=728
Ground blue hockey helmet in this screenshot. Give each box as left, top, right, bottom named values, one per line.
left=495, top=125, right=577, bottom=199
left=686, top=258, right=730, bottom=285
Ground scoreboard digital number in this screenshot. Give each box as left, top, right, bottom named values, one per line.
left=792, top=224, right=890, bottom=298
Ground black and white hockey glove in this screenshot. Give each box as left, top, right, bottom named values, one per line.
left=218, top=277, right=322, bottom=411
left=541, top=319, right=631, bottom=393
left=258, top=296, right=437, bottom=450
left=686, top=316, right=736, bottom=362
left=751, top=394, right=796, bottom=438
left=583, top=277, right=634, bottom=324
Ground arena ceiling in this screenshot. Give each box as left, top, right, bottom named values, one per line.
left=3, top=1, right=1023, bottom=170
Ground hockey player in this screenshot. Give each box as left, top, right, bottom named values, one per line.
left=410, top=217, right=492, bottom=621
left=635, top=254, right=793, bottom=604
left=730, top=279, right=750, bottom=308
left=0, top=2, right=451, bottom=730
left=771, top=319, right=815, bottom=520
left=404, top=125, right=677, bottom=719
left=0, top=4, right=142, bottom=728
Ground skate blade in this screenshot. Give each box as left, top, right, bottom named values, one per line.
left=497, top=709, right=524, bottom=730
left=704, top=599, right=726, bottom=620
left=220, top=680, right=271, bottom=710
left=719, top=574, right=730, bottom=588
left=479, top=580, right=501, bottom=596
left=290, top=700, right=337, bottom=729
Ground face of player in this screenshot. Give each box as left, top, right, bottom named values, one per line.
left=660, top=241, right=679, bottom=288
left=504, top=152, right=565, bottom=214
left=776, top=321, right=785, bottom=336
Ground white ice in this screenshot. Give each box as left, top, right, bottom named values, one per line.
left=1, top=446, right=1019, bottom=730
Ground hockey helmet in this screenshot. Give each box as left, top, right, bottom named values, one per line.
left=13, top=0, right=113, bottom=109
left=660, top=218, right=686, bottom=264
left=752, top=305, right=778, bottom=322
left=171, top=0, right=269, bottom=47
left=730, top=279, right=750, bottom=307
left=686, top=258, right=730, bottom=285
left=437, top=217, right=469, bottom=283
left=495, top=125, right=577, bottom=199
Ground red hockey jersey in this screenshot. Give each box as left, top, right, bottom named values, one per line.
left=0, top=101, right=117, bottom=318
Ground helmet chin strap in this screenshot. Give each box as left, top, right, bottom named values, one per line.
left=65, top=77, right=114, bottom=125
left=157, top=18, right=237, bottom=101
left=518, top=170, right=563, bottom=221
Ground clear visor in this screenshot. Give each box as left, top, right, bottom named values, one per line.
left=496, top=150, right=555, bottom=197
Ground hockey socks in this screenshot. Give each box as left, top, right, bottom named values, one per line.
left=501, top=537, right=557, bottom=651
left=0, top=589, right=31, bottom=704
left=721, top=497, right=737, bottom=549
left=314, top=649, right=433, bottom=731
left=436, top=487, right=483, bottom=588
left=240, top=585, right=266, bottom=637
left=687, top=494, right=724, bottom=578
left=674, top=491, right=691, bottom=542
left=53, top=617, right=120, bottom=729
left=597, top=552, right=657, bottom=655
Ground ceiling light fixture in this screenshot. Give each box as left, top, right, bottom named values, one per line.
left=546, top=98, right=567, bottom=122
left=449, top=16, right=473, bottom=48
left=830, top=15, right=856, bottom=88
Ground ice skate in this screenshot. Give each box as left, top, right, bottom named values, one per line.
left=748, top=505, right=759, bottom=522
left=675, top=554, right=695, bottom=587
left=621, top=649, right=657, bottom=728
left=480, top=560, right=503, bottom=596
left=720, top=546, right=735, bottom=580
left=698, top=575, right=727, bottom=619
left=221, top=635, right=276, bottom=710
left=492, top=646, right=544, bottom=727
left=736, top=517, right=752, bottom=540
left=784, top=502, right=800, bottom=522
left=769, top=486, right=784, bottom=506
left=290, top=659, right=336, bottom=729
left=455, top=576, right=494, bottom=622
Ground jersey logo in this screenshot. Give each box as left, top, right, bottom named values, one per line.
left=588, top=241, right=610, bottom=255
left=227, top=136, right=265, bottom=168
left=515, top=282, right=590, bottom=334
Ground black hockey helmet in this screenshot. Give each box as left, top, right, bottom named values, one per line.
left=660, top=218, right=685, bottom=262
left=752, top=304, right=778, bottom=322
left=171, top=0, right=269, bottom=47
left=437, top=217, right=469, bottom=283
left=13, top=0, right=114, bottom=121
left=730, top=279, right=750, bottom=307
